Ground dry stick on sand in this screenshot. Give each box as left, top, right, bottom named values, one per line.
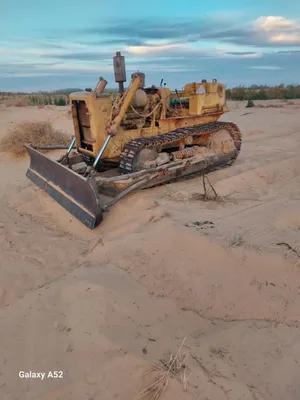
left=276, top=242, right=300, bottom=258
left=133, top=337, right=190, bottom=400
left=202, top=174, right=218, bottom=200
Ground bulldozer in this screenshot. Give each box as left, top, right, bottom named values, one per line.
left=25, top=51, right=242, bottom=229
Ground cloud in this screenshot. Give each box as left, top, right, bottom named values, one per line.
left=1, top=14, right=300, bottom=91
left=199, top=16, right=300, bottom=46
left=66, top=15, right=300, bottom=48
left=3, top=14, right=299, bottom=66
left=224, top=51, right=262, bottom=58
left=226, top=52, right=257, bottom=55
left=254, top=16, right=297, bottom=31
left=276, top=50, right=300, bottom=53
left=43, top=51, right=112, bottom=61
left=80, top=18, right=208, bottom=41
left=249, top=66, right=283, bottom=70
left=126, top=43, right=185, bottom=55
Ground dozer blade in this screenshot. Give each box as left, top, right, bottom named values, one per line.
left=24, top=145, right=103, bottom=229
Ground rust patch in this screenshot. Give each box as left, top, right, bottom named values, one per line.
left=158, top=113, right=223, bottom=134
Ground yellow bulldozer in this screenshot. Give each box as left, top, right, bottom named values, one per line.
left=25, top=51, right=242, bottom=229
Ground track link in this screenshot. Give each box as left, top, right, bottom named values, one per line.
left=119, top=121, right=242, bottom=174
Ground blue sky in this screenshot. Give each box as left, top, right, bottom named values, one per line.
left=1, top=0, right=300, bottom=91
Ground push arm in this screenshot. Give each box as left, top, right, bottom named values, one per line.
left=105, top=75, right=142, bottom=136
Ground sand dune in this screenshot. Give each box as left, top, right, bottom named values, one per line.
left=1, top=100, right=300, bottom=399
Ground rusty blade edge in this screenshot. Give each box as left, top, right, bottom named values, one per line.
left=24, top=144, right=103, bottom=229
left=26, top=168, right=102, bottom=230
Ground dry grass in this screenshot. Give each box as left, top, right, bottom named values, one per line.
left=0, top=121, right=71, bottom=156
left=4, top=97, right=30, bottom=107
left=148, top=210, right=171, bottom=223
left=228, top=233, right=245, bottom=247
left=254, top=104, right=284, bottom=109
left=0, top=94, right=70, bottom=107
left=133, top=338, right=191, bottom=400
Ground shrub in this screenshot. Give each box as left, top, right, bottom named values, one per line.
left=54, top=96, right=67, bottom=106
left=0, top=121, right=71, bottom=156
left=246, top=99, right=255, bottom=108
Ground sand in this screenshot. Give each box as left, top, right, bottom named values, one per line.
left=1, top=99, right=300, bottom=400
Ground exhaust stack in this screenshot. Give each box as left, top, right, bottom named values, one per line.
left=94, top=77, right=108, bottom=96
left=113, top=51, right=126, bottom=93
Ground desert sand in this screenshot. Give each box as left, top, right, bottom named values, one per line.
left=1, top=99, right=300, bottom=399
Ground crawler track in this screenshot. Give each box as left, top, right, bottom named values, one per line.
left=119, top=121, right=242, bottom=174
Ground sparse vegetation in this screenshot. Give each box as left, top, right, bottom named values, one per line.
left=2, top=84, right=300, bottom=108
left=246, top=99, right=255, bottom=108
left=226, top=84, right=300, bottom=101
left=133, top=337, right=190, bottom=400
left=0, top=121, right=71, bottom=156
left=3, top=96, right=31, bottom=107
left=228, top=233, right=244, bottom=247
left=0, top=91, right=72, bottom=107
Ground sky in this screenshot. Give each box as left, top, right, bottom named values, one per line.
left=1, top=0, right=300, bottom=91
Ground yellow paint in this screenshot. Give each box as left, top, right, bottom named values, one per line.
left=69, top=75, right=229, bottom=161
